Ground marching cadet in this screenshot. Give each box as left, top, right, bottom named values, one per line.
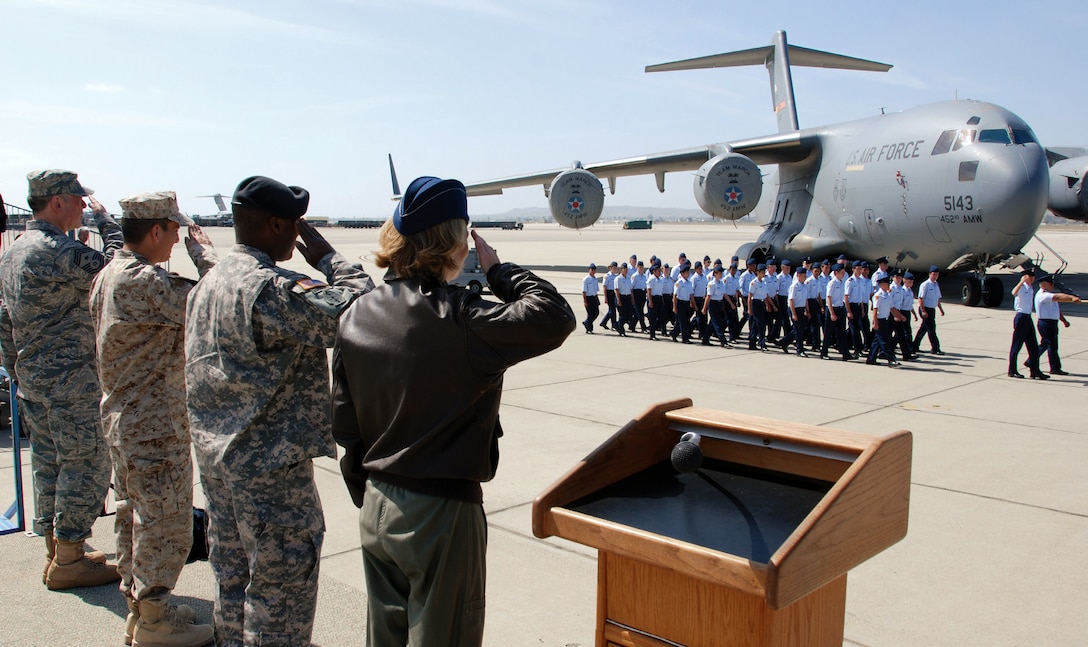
left=646, top=262, right=663, bottom=340
left=747, top=263, right=772, bottom=351
left=723, top=262, right=741, bottom=343
left=701, top=265, right=729, bottom=346
left=580, top=262, right=599, bottom=333
left=659, top=262, right=675, bottom=335
left=890, top=269, right=916, bottom=360
left=90, top=191, right=216, bottom=646
left=871, top=256, right=890, bottom=289
left=0, top=170, right=123, bottom=590
left=901, top=271, right=918, bottom=358
left=1035, top=273, right=1081, bottom=375
left=913, top=265, right=945, bottom=355
left=845, top=260, right=871, bottom=354
left=614, top=262, right=632, bottom=337
left=775, top=259, right=794, bottom=341
left=185, top=175, right=374, bottom=645
left=691, top=261, right=708, bottom=340
left=762, top=258, right=779, bottom=340
left=822, top=263, right=852, bottom=360
left=867, top=275, right=900, bottom=366
left=599, top=261, right=619, bottom=330
left=671, top=262, right=695, bottom=343
left=671, top=252, right=687, bottom=281
left=630, top=260, right=648, bottom=332
left=780, top=265, right=809, bottom=356
left=805, top=262, right=823, bottom=351
left=737, top=258, right=756, bottom=338
left=1007, top=268, right=1047, bottom=379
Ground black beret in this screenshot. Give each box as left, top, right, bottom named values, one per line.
left=393, top=176, right=469, bottom=236
left=232, top=176, right=309, bottom=219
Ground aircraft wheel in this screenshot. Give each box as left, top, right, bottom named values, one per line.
left=961, top=277, right=982, bottom=306
left=982, top=276, right=1005, bottom=307
left=467, top=280, right=483, bottom=294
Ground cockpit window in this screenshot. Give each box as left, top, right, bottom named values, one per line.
left=979, top=129, right=1011, bottom=144
left=1012, top=128, right=1037, bottom=145
left=932, top=130, right=956, bottom=155
left=966, top=116, right=981, bottom=125
left=951, top=129, right=976, bottom=152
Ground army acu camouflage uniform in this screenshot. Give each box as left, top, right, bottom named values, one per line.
left=0, top=214, right=122, bottom=543
left=185, top=245, right=373, bottom=647
left=90, top=234, right=218, bottom=607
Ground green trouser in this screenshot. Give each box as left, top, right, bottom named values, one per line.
left=360, top=478, right=487, bottom=647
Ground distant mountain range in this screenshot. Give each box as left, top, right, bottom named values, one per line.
left=470, top=205, right=759, bottom=223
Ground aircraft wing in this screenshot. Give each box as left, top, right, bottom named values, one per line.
left=465, top=131, right=816, bottom=197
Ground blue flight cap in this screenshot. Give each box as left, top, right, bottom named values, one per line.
left=929, top=265, right=940, bottom=273
left=393, top=176, right=470, bottom=236
left=756, top=263, right=767, bottom=271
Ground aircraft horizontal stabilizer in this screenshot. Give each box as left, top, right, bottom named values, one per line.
left=645, top=44, right=891, bottom=74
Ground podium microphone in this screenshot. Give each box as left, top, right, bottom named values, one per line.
left=670, top=432, right=703, bottom=473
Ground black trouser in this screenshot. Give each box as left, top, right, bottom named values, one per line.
left=616, top=293, right=633, bottom=334
left=631, top=289, right=647, bottom=331
left=692, top=296, right=707, bottom=339
left=1009, top=313, right=1040, bottom=374
left=738, top=295, right=750, bottom=336
left=848, top=302, right=868, bottom=352
left=892, top=315, right=913, bottom=358
left=703, top=299, right=727, bottom=344
left=822, top=305, right=850, bottom=358
left=1037, top=319, right=1061, bottom=372
left=647, top=295, right=664, bottom=338
left=913, top=307, right=940, bottom=352
left=600, top=290, right=617, bottom=329
left=583, top=295, right=599, bottom=332
left=672, top=300, right=693, bottom=342
left=807, top=298, right=822, bottom=348
left=772, top=294, right=790, bottom=339
left=658, top=294, right=673, bottom=333
left=724, top=300, right=740, bottom=341
left=868, top=316, right=896, bottom=364
left=748, top=300, right=766, bottom=349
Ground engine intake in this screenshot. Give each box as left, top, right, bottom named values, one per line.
left=693, top=153, right=762, bottom=220
left=548, top=168, right=604, bottom=229
left=1048, top=156, right=1088, bottom=222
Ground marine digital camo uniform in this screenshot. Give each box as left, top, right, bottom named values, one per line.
left=90, top=242, right=218, bottom=604
left=0, top=217, right=122, bottom=540
left=185, top=245, right=372, bottom=646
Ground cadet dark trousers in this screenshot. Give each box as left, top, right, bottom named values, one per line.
left=748, top=300, right=767, bottom=350
left=703, top=299, right=727, bottom=344
left=616, top=293, right=633, bottom=334
left=914, top=307, right=941, bottom=352
left=647, top=295, right=664, bottom=338
left=893, top=316, right=913, bottom=358
left=823, top=305, right=850, bottom=358
left=692, top=296, right=707, bottom=338
left=723, top=299, right=740, bottom=341
left=582, top=295, right=599, bottom=332
left=807, top=298, right=823, bottom=348
left=788, top=308, right=808, bottom=354
left=1037, top=318, right=1061, bottom=372
left=360, top=478, right=486, bottom=647
left=868, top=316, right=896, bottom=364
left=672, top=300, right=693, bottom=342
left=1009, top=313, right=1041, bottom=374
left=738, top=296, right=750, bottom=336
left=848, top=302, right=867, bottom=352
left=600, top=291, right=617, bottom=329
left=631, top=288, right=647, bottom=330
left=772, top=295, right=790, bottom=339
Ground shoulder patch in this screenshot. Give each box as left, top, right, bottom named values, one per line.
left=73, top=247, right=105, bottom=274
left=296, top=278, right=328, bottom=290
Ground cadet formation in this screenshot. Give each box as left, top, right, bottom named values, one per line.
left=0, top=168, right=1081, bottom=647
left=0, top=169, right=576, bottom=647
left=579, top=252, right=1081, bottom=370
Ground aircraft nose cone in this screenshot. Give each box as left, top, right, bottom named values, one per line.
left=975, top=144, right=1048, bottom=237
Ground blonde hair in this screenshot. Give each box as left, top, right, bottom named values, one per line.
left=374, top=218, right=467, bottom=283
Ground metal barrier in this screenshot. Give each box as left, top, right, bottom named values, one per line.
left=0, top=367, right=25, bottom=534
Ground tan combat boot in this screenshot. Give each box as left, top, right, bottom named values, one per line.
left=132, top=600, right=213, bottom=647
left=125, top=594, right=198, bottom=646
left=44, top=538, right=121, bottom=590
left=42, top=531, right=106, bottom=584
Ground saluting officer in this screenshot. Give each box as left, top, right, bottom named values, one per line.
left=1035, top=273, right=1081, bottom=375
left=1007, top=268, right=1046, bottom=379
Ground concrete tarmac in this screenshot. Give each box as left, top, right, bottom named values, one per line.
left=1, top=221, right=1086, bottom=646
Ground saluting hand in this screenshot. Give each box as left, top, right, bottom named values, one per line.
left=472, top=230, right=500, bottom=273
left=295, top=219, right=336, bottom=268
left=185, top=223, right=213, bottom=251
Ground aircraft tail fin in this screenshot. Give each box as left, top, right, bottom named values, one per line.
left=197, top=194, right=230, bottom=214
left=646, top=30, right=891, bottom=134
left=388, top=154, right=402, bottom=201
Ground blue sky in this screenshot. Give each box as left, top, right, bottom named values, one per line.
left=3, top=0, right=1085, bottom=219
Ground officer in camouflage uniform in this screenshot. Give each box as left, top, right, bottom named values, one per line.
left=0, top=170, right=122, bottom=590
left=185, top=176, right=373, bottom=647
left=90, top=192, right=217, bottom=647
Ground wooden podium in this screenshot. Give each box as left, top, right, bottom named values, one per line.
left=532, top=399, right=912, bottom=647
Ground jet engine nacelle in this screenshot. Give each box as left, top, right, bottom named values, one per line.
left=1048, top=156, right=1088, bottom=221
left=693, top=152, right=763, bottom=220
left=548, top=168, right=605, bottom=229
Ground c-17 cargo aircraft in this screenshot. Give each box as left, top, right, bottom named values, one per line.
left=462, top=31, right=1088, bottom=307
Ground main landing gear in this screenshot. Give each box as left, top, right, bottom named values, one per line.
left=961, top=274, right=1005, bottom=307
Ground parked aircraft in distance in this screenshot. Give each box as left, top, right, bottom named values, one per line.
left=463, top=30, right=1088, bottom=306
left=196, top=193, right=233, bottom=226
